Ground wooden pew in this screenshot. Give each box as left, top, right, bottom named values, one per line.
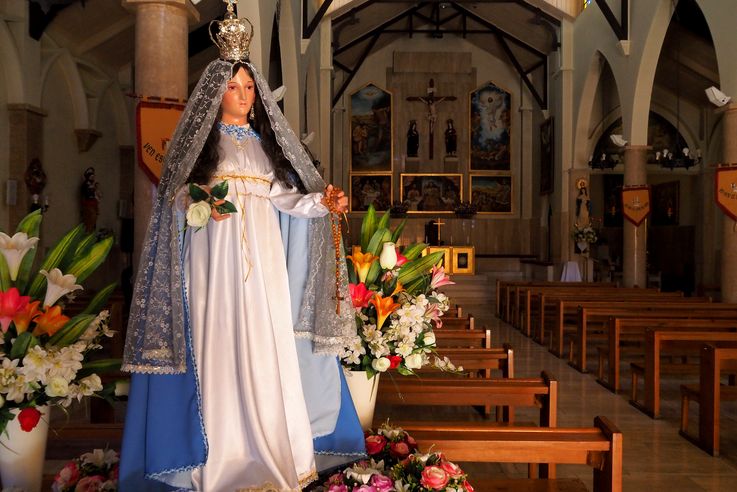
left=408, top=416, right=622, bottom=492
left=598, top=318, right=737, bottom=393
left=439, top=316, right=475, bottom=330
left=435, top=328, right=491, bottom=348
left=679, top=342, right=737, bottom=456
left=512, top=283, right=614, bottom=330
left=445, top=305, right=463, bottom=318
left=627, top=329, right=737, bottom=418
left=569, top=304, right=737, bottom=373
left=376, top=371, right=557, bottom=424
left=431, top=346, right=514, bottom=378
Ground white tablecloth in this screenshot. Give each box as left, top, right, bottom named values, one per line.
left=560, top=261, right=582, bottom=282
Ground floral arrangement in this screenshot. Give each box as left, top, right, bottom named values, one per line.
left=52, top=448, right=119, bottom=492
left=572, top=224, right=598, bottom=244
left=0, top=210, right=120, bottom=434
left=185, top=181, right=237, bottom=229
left=453, top=202, right=477, bottom=218
left=364, top=422, right=419, bottom=464
left=342, top=205, right=456, bottom=379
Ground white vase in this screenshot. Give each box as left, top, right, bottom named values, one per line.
left=0, top=406, right=50, bottom=492
left=577, top=241, right=589, bottom=253
left=344, top=369, right=381, bottom=430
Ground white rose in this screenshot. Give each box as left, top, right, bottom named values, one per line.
left=371, top=357, right=391, bottom=372
left=423, top=332, right=436, bottom=346
left=404, top=353, right=423, bottom=369
left=0, top=394, right=4, bottom=408
left=186, top=201, right=211, bottom=228
left=45, top=376, right=69, bottom=397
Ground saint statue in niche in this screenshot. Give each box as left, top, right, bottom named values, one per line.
left=24, top=158, right=47, bottom=212
left=445, top=118, right=457, bottom=156
left=407, top=120, right=419, bottom=157
left=80, top=167, right=101, bottom=232
left=575, top=178, right=591, bottom=228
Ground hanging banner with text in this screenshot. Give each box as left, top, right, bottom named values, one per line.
left=136, top=101, right=185, bottom=184
left=621, top=185, right=651, bottom=226
left=716, top=165, right=737, bottom=221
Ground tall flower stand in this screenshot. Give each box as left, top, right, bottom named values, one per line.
left=0, top=407, right=49, bottom=492
left=344, top=370, right=381, bottom=430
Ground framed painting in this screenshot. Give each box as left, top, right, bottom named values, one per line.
left=470, top=81, right=511, bottom=171
left=652, top=181, right=679, bottom=226
left=400, top=173, right=462, bottom=213
left=540, top=117, right=554, bottom=195
left=349, top=173, right=392, bottom=212
left=470, top=175, right=513, bottom=214
left=451, top=246, right=475, bottom=275
left=349, top=83, right=392, bottom=173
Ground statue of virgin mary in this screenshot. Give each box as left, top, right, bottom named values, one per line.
left=119, top=3, right=365, bottom=490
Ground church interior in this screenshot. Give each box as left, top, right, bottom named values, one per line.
left=2, top=0, right=737, bottom=490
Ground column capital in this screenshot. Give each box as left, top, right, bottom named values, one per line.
left=623, top=144, right=651, bottom=151
left=122, top=0, right=200, bottom=23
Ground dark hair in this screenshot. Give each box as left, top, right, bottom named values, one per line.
left=187, top=62, right=306, bottom=192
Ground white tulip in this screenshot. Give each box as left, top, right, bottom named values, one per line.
left=0, top=232, right=39, bottom=281
left=40, top=268, right=83, bottom=307
left=186, top=201, right=211, bottom=228
left=423, top=331, right=436, bottom=346
left=45, top=376, right=70, bottom=397
left=404, top=353, right=423, bottom=369
left=371, top=356, right=391, bottom=373
left=379, top=242, right=398, bottom=270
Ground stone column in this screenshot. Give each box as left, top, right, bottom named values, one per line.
left=623, top=145, right=648, bottom=287
left=123, top=0, right=198, bottom=271
left=721, top=104, right=737, bottom=302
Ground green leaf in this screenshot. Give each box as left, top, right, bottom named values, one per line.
left=0, top=253, right=11, bottom=292
left=9, top=332, right=39, bottom=360
left=366, top=228, right=391, bottom=256
left=397, top=366, right=414, bottom=376
left=390, top=218, right=407, bottom=244
left=82, top=282, right=117, bottom=315
left=27, top=224, right=86, bottom=301
left=210, top=181, right=229, bottom=200
left=72, top=232, right=97, bottom=264
left=48, top=314, right=96, bottom=347
left=397, top=251, right=445, bottom=285
left=216, top=202, right=237, bottom=214
left=346, top=260, right=357, bottom=284
left=402, top=243, right=427, bottom=261
left=376, top=210, right=391, bottom=231
left=404, top=276, right=428, bottom=295
left=66, top=236, right=114, bottom=284
left=77, top=358, right=122, bottom=378
left=364, top=261, right=383, bottom=287
left=14, top=211, right=43, bottom=293
left=189, top=183, right=209, bottom=202
left=359, top=204, right=377, bottom=252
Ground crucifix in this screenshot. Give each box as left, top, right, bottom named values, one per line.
left=406, top=78, right=456, bottom=159
left=434, top=217, right=445, bottom=244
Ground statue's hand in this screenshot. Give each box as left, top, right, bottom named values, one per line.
left=322, top=184, right=348, bottom=213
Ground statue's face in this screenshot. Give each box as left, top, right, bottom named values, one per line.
left=221, top=67, right=256, bottom=125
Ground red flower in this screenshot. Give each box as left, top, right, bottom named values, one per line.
left=420, top=466, right=450, bottom=490
left=395, top=247, right=408, bottom=267
left=364, top=434, right=387, bottom=455
left=388, top=355, right=402, bottom=369
left=406, top=434, right=418, bottom=450
left=74, top=475, right=105, bottom=492
left=17, top=407, right=41, bottom=432
left=390, top=441, right=411, bottom=459
left=349, top=282, right=374, bottom=309
left=463, top=480, right=475, bottom=492
left=0, top=288, right=30, bottom=333
left=440, top=461, right=464, bottom=479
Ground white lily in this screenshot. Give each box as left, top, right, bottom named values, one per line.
left=0, top=232, right=39, bottom=281
left=40, top=268, right=83, bottom=307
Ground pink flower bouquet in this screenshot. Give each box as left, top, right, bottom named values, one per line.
left=52, top=448, right=119, bottom=492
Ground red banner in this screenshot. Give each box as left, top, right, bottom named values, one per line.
left=136, top=101, right=184, bottom=184
left=621, top=186, right=651, bottom=226
left=716, top=166, right=737, bottom=221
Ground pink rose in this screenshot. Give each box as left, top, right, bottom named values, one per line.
left=406, top=434, right=418, bottom=450
left=354, top=486, right=377, bottom=492
left=328, top=485, right=348, bottom=492
left=365, top=434, right=387, bottom=455
left=370, top=474, right=394, bottom=492
left=390, top=441, right=410, bottom=459
left=440, top=461, right=464, bottom=479
left=327, top=472, right=345, bottom=485
left=420, top=466, right=450, bottom=490
left=54, top=461, right=80, bottom=487
left=74, top=475, right=105, bottom=492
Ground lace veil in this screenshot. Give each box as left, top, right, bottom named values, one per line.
left=122, top=59, right=355, bottom=374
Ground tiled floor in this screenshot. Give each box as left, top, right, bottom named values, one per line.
left=376, top=300, right=737, bottom=491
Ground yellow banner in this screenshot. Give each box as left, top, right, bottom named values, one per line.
left=622, top=186, right=651, bottom=226
left=716, top=166, right=737, bottom=221
left=136, top=101, right=184, bottom=183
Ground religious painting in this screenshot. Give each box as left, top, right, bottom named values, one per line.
left=349, top=83, right=392, bottom=173
left=451, top=246, right=475, bottom=275
left=469, top=82, right=511, bottom=171
left=400, top=174, right=462, bottom=213
left=652, top=181, right=680, bottom=226
left=470, top=175, right=513, bottom=214
left=540, top=117, right=554, bottom=195
left=603, top=174, right=624, bottom=227
left=349, top=173, right=392, bottom=212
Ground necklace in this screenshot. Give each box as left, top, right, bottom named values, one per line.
left=217, top=122, right=261, bottom=142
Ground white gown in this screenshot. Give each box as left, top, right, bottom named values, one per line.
left=183, top=131, right=328, bottom=491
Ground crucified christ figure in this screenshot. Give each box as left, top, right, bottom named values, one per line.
left=406, top=78, right=456, bottom=159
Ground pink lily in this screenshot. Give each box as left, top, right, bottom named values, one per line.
left=425, top=303, right=443, bottom=328
left=395, top=247, right=408, bottom=267
left=429, top=265, right=455, bottom=289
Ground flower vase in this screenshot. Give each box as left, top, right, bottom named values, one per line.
left=344, top=369, right=381, bottom=430
left=0, top=406, right=49, bottom=492
left=576, top=241, right=589, bottom=253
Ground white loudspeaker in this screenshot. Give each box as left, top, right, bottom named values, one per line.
left=5, top=180, right=17, bottom=206
left=705, top=86, right=731, bottom=107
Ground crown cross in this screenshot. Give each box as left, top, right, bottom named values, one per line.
left=209, top=0, right=254, bottom=62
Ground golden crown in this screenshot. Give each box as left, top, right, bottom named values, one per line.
left=209, top=0, right=253, bottom=62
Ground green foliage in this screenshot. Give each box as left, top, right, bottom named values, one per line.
left=401, top=243, right=427, bottom=261
left=67, top=236, right=114, bottom=284
left=359, top=204, right=378, bottom=252
left=14, top=210, right=42, bottom=292
left=189, top=183, right=209, bottom=201
left=82, top=282, right=117, bottom=315
left=397, top=251, right=444, bottom=285
left=27, top=224, right=86, bottom=300
left=48, top=314, right=96, bottom=348
left=210, top=181, right=229, bottom=200
left=9, top=332, right=39, bottom=360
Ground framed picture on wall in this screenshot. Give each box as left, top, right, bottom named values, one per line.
left=400, top=173, right=462, bottom=213
left=349, top=83, right=393, bottom=173
left=349, top=173, right=392, bottom=212
left=469, top=81, right=511, bottom=171
left=451, top=246, right=475, bottom=275
left=540, top=117, right=554, bottom=195
left=470, top=175, right=513, bottom=214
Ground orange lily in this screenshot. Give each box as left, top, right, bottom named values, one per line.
left=346, top=250, right=378, bottom=284
left=390, top=281, right=405, bottom=297
left=32, top=305, right=70, bottom=337
left=13, top=300, right=42, bottom=334
left=370, top=293, right=401, bottom=329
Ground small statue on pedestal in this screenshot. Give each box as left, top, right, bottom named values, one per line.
left=24, top=158, right=47, bottom=212
left=406, top=120, right=419, bottom=157
left=445, top=118, right=457, bottom=157
left=81, top=167, right=101, bottom=232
